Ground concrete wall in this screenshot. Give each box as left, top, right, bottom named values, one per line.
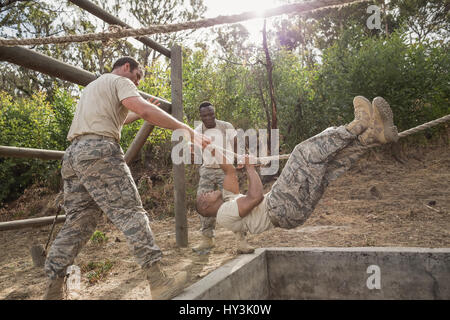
left=174, top=247, right=450, bottom=300
left=267, top=247, right=450, bottom=300
left=174, top=250, right=270, bottom=300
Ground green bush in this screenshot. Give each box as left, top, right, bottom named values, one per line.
left=282, top=33, right=450, bottom=149
left=0, top=89, right=74, bottom=204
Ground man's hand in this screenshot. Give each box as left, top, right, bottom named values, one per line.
left=236, top=154, right=258, bottom=169
left=188, top=130, right=211, bottom=150
left=147, top=97, right=160, bottom=107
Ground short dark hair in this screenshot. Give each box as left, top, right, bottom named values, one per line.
left=112, top=57, right=140, bottom=72
left=199, top=101, right=213, bottom=111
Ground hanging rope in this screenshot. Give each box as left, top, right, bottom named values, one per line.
left=261, top=114, right=450, bottom=163
left=195, top=114, right=450, bottom=165
left=0, top=0, right=370, bottom=47
left=397, top=114, right=450, bottom=138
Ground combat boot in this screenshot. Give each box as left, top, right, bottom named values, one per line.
left=146, top=262, right=187, bottom=300
left=192, top=235, right=215, bottom=252
left=43, top=277, right=65, bottom=300
left=235, top=232, right=255, bottom=254
left=346, top=96, right=373, bottom=135
left=359, top=96, right=399, bottom=145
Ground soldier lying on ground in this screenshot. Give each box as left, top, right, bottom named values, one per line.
left=196, top=96, right=398, bottom=237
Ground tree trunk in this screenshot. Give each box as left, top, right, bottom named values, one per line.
left=257, top=78, right=272, bottom=150
left=262, top=19, right=278, bottom=131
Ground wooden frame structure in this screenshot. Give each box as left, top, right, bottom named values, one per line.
left=0, top=0, right=188, bottom=247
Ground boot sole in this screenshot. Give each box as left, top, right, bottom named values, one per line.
left=151, top=271, right=188, bottom=300
left=372, top=97, right=399, bottom=143
left=237, top=247, right=255, bottom=254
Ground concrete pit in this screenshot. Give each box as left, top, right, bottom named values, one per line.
left=174, top=247, right=450, bottom=300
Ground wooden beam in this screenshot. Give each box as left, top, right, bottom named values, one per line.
left=124, top=123, right=155, bottom=164
left=68, top=0, right=171, bottom=58
left=0, top=46, right=95, bottom=86
left=0, top=215, right=66, bottom=231
left=0, top=143, right=146, bottom=167
left=0, top=45, right=172, bottom=163
left=170, top=45, right=187, bottom=247
left=0, top=46, right=171, bottom=111
left=0, top=146, right=64, bottom=160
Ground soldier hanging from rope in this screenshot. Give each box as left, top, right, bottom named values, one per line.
left=196, top=96, right=399, bottom=237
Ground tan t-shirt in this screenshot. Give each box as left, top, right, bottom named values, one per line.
left=67, top=73, right=141, bottom=142
left=194, top=120, right=236, bottom=168
left=216, top=189, right=274, bottom=234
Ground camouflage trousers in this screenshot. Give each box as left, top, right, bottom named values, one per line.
left=45, top=135, right=162, bottom=280
left=266, top=126, right=367, bottom=229
left=196, top=167, right=225, bottom=238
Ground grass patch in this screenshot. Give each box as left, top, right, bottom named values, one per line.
left=90, top=230, right=107, bottom=244
left=81, top=260, right=115, bottom=284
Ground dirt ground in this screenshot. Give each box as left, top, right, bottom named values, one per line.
left=0, top=137, right=449, bottom=300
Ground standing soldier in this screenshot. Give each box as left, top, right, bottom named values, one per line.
left=43, top=57, right=210, bottom=300
left=192, top=101, right=254, bottom=254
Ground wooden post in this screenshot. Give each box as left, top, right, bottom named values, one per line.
left=170, top=45, right=187, bottom=247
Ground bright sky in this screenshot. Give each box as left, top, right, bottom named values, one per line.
left=201, top=0, right=284, bottom=43
left=203, top=0, right=283, bottom=16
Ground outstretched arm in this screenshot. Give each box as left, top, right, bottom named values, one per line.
left=124, top=97, right=160, bottom=124
left=220, top=163, right=240, bottom=194
left=236, top=164, right=264, bottom=217
left=124, top=111, right=141, bottom=124
left=122, top=96, right=210, bottom=149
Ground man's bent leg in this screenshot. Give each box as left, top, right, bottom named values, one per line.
left=45, top=179, right=100, bottom=280
left=194, top=167, right=224, bottom=251
left=71, top=140, right=185, bottom=299
left=72, top=139, right=162, bottom=269
left=266, top=126, right=357, bottom=229
left=44, top=149, right=101, bottom=299
left=323, top=140, right=368, bottom=184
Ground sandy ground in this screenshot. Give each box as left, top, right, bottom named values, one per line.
left=0, top=138, right=449, bottom=300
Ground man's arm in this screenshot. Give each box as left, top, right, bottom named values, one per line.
left=220, top=163, right=240, bottom=194
left=124, top=111, right=141, bottom=124
left=124, top=97, right=161, bottom=124
left=236, top=164, right=264, bottom=217
left=220, top=156, right=264, bottom=218
left=122, top=96, right=209, bottom=148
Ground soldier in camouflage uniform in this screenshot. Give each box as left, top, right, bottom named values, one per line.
left=193, top=102, right=254, bottom=254
left=196, top=96, right=399, bottom=235
left=43, top=57, right=210, bottom=300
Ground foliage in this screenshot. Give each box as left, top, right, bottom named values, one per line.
left=0, top=90, right=75, bottom=203
left=182, top=47, right=265, bottom=130
left=81, top=260, right=114, bottom=284
left=120, top=63, right=173, bottom=152
left=90, top=230, right=108, bottom=245
left=128, top=0, right=206, bottom=64
left=307, top=33, right=450, bottom=133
